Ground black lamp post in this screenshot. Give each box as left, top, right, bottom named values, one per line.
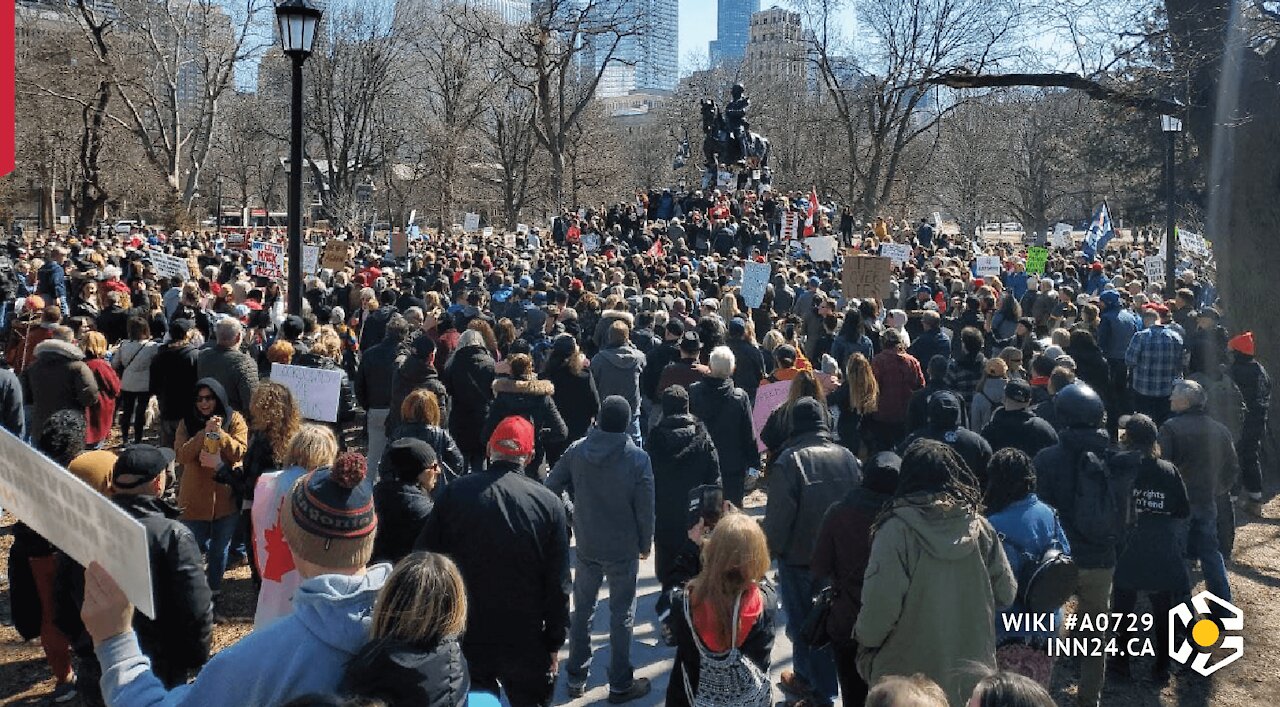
left=1160, top=111, right=1182, bottom=298
left=275, top=0, right=322, bottom=315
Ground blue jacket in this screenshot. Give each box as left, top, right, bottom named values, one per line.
left=1003, top=272, right=1030, bottom=301
left=987, top=495, right=1070, bottom=642
left=96, top=565, right=392, bottom=707
left=1097, top=305, right=1140, bottom=361
left=546, top=425, right=655, bottom=561
left=907, top=328, right=951, bottom=380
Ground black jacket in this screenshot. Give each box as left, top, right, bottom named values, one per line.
left=665, top=583, right=779, bottom=707
left=541, top=365, right=600, bottom=442
left=980, top=406, right=1059, bottom=458
left=689, top=377, right=756, bottom=497
left=442, top=345, right=495, bottom=457
left=482, top=377, right=568, bottom=462
left=1034, top=428, right=1132, bottom=569
left=341, top=637, right=470, bottom=707
left=762, top=431, right=861, bottom=566
left=641, top=341, right=679, bottom=400
left=387, top=356, right=450, bottom=432
left=359, top=306, right=398, bottom=351
left=355, top=336, right=402, bottom=410
left=372, top=479, right=434, bottom=565
left=56, top=494, right=212, bottom=688
left=1230, top=356, right=1271, bottom=426
left=388, top=422, right=465, bottom=486
left=415, top=460, right=571, bottom=655
left=726, top=338, right=767, bottom=399
left=645, top=413, right=721, bottom=581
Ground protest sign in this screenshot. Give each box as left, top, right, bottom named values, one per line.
left=301, top=244, right=319, bottom=276
left=272, top=363, right=342, bottom=422
left=741, top=261, right=771, bottom=309
left=581, top=233, right=601, bottom=253
left=148, top=249, right=189, bottom=281
left=516, top=223, right=529, bottom=234
left=842, top=255, right=891, bottom=299
left=251, top=240, right=286, bottom=279
left=805, top=235, right=836, bottom=263
left=782, top=212, right=800, bottom=242
left=1051, top=223, right=1073, bottom=248
left=1144, top=255, right=1166, bottom=283
left=932, top=211, right=943, bottom=229
left=1025, top=246, right=1049, bottom=274
left=322, top=240, right=351, bottom=270
left=482, top=227, right=493, bottom=239
left=0, top=427, right=155, bottom=617
left=1179, top=229, right=1209, bottom=257
left=975, top=255, right=1002, bottom=277
left=390, top=230, right=408, bottom=259
left=751, top=380, right=790, bottom=452
left=407, top=209, right=417, bottom=226
left=463, top=213, right=481, bottom=232
left=879, top=242, right=912, bottom=266
left=503, top=232, right=518, bottom=249
left=225, top=232, right=248, bottom=250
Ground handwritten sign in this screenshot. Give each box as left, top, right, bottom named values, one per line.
left=741, top=261, right=771, bottom=309
left=1178, top=229, right=1209, bottom=257
left=148, top=249, right=189, bottom=281
left=975, top=255, right=1002, bottom=277
left=463, top=213, right=481, bottom=232
left=390, top=231, right=408, bottom=259
left=781, top=212, right=800, bottom=242
left=805, top=235, right=836, bottom=263
left=482, top=227, right=493, bottom=239
left=1144, top=255, right=1166, bottom=283
left=516, top=223, right=529, bottom=234
left=0, top=428, right=155, bottom=617
left=322, top=240, right=351, bottom=270
left=251, top=241, right=286, bottom=279
left=503, top=233, right=517, bottom=249
left=301, top=244, right=319, bottom=276
left=842, top=255, right=891, bottom=300
left=272, top=363, right=342, bottom=423
left=751, top=380, right=791, bottom=452
left=1051, top=223, right=1073, bottom=248
left=1025, top=246, right=1049, bottom=275
left=879, top=242, right=912, bottom=267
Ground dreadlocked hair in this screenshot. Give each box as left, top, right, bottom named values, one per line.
left=872, top=438, right=984, bottom=536
left=982, top=448, right=1037, bottom=514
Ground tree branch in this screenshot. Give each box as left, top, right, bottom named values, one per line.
left=926, top=71, right=1184, bottom=115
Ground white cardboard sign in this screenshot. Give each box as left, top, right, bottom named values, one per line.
left=463, top=213, right=481, bottom=232
left=148, top=249, right=190, bottom=282
left=805, top=235, right=836, bottom=263
left=975, top=255, right=1002, bottom=277
left=251, top=241, right=286, bottom=279
left=741, top=261, right=771, bottom=309
left=0, top=428, right=155, bottom=617
left=301, top=245, right=320, bottom=275
left=879, top=242, right=912, bottom=266
left=272, top=363, right=342, bottom=422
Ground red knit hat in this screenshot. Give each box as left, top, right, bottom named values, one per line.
left=1229, top=331, right=1255, bottom=356
left=489, top=415, right=534, bottom=457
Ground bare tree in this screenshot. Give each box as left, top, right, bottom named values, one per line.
left=479, top=87, right=540, bottom=229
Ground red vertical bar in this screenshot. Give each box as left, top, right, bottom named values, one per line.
left=0, top=0, right=12, bottom=177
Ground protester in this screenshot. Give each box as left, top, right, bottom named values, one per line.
left=21, top=325, right=98, bottom=438
left=371, top=439, right=440, bottom=565
left=981, top=378, right=1059, bottom=459
left=830, top=352, right=878, bottom=458
left=354, top=314, right=409, bottom=480
left=546, top=395, right=655, bottom=702
left=540, top=334, right=600, bottom=466
left=80, top=331, right=121, bottom=448
left=863, top=674, right=948, bottom=707
left=591, top=320, right=646, bottom=442
left=967, top=671, right=1055, bottom=707
left=855, top=440, right=1016, bottom=706
left=196, top=318, right=259, bottom=415
left=238, top=381, right=302, bottom=584
left=484, top=352, right=567, bottom=478
left=868, top=328, right=924, bottom=451
left=113, top=317, right=160, bottom=444
left=688, top=346, right=757, bottom=506
left=150, top=318, right=201, bottom=447
left=1227, top=331, right=1270, bottom=515
left=441, top=328, right=496, bottom=472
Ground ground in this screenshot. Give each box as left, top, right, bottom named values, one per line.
left=0, top=493, right=1276, bottom=706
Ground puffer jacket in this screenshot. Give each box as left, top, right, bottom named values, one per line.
left=642, top=413, right=720, bottom=581
left=341, top=636, right=470, bottom=707
left=855, top=493, right=1017, bottom=707
left=762, top=431, right=861, bottom=566
left=20, top=338, right=98, bottom=436
left=483, top=377, right=568, bottom=466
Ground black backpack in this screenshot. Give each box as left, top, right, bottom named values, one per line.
left=1071, top=450, right=1124, bottom=547
left=999, top=513, right=1078, bottom=612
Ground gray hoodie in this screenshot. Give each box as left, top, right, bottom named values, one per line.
left=589, top=344, right=646, bottom=413
left=546, top=426, right=655, bottom=562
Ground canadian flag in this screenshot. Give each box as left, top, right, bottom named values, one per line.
left=647, top=238, right=664, bottom=259
left=803, top=187, right=820, bottom=237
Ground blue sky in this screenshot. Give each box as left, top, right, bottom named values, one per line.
left=678, top=1, right=856, bottom=74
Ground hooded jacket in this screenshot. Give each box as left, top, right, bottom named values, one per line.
left=441, top=343, right=495, bottom=457
left=387, top=348, right=450, bottom=432
left=196, top=343, right=259, bottom=414
left=483, top=377, right=568, bottom=462
left=855, top=494, right=1016, bottom=707
left=354, top=335, right=401, bottom=410
left=763, top=412, right=861, bottom=566
left=590, top=343, right=646, bottom=414
left=1034, top=427, right=1133, bottom=568
left=541, top=364, right=600, bottom=442
left=547, top=425, right=656, bottom=562
left=371, top=479, right=435, bottom=565
left=968, top=376, right=1007, bottom=433
left=151, top=340, right=201, bottom=421
left=1097, top=298, right=1140, bottom=361
left=387, top=422, right=465, bottom=486
left=979, top=405, right=1059, bottom=459
left=96, top=564, right=392, bottom=707
left=175, top=378, right=248, bottom=521
left=20, top=338, right=98, bottom=436
left=641, top=413, right=719, bottom=578
left=900, top=393, right=993, bottom=484
left=340, top=637, right=470, bottom=707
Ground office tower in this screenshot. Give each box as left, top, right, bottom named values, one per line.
left=744, top=7, right=805, bottom=81
left=708, top=0, right=759, bottom=66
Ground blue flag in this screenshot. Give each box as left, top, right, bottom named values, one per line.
left=1082, top=202, right=1114, bottom=261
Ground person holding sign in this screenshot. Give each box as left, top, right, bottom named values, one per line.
left=174, top=379, right=248, bottom=598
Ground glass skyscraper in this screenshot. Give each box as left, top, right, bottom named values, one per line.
left=708, top=0, right=760, bottom=66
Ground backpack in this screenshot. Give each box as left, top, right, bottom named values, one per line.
left=1071, top=450, right=1123, bottom=547
left=681, top=590, right=771, bottom=707
left=999, top=512, right=1078, bottom=612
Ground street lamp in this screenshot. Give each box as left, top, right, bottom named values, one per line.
left=276, top=0, right=323, bottom=316
left=1160, top=110, right=1182, bottom=298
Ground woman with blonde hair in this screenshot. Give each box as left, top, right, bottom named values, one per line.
left=666, top=510, right=779, bottom=707
left=831, top=352, right=879, bottom=457
left=293, top=325, right=359, bottom=430
left=340, top=552, right=483, bottom=706
left=250, top=423, right=340, bottom=626
left=80, top=330, right=120, bottom=448
left=388, top=388, right=465, bottom=488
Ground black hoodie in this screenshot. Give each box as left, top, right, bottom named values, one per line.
left=341, top=636, right=470, bottom=707
left=899, top=391, right=993, bottom=484
left=644, top=413, right=720, bottom=581
left=184, top=377, right=232, bottom=437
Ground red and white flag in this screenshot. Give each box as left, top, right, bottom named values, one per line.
left=647, top=239, right=664, bottom=259
left=803, top=187, right=820, bottom=237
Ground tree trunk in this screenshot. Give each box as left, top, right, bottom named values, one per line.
left=75, top=80, right=111, bottom=234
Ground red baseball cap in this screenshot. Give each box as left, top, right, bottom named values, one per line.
left=489, top=416, right=534, bottom=457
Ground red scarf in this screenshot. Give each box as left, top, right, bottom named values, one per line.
left=692, top=584, right=763, bottom=652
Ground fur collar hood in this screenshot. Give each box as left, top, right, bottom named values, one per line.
left=492, top=376, right=555, bottom=396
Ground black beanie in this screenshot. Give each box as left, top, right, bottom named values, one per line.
left=862, top=452, right=902, bottom=495
left=598, top=395, right=632, bottom=433
left=790, top=397, right=828, bottom=434
left=662, top=385, right=690, bottom=416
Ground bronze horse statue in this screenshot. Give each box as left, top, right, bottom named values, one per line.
left=699, top=98, right=770, bottom=190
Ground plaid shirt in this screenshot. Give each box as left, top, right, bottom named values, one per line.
left=1125, top=324, right=1184, bottom=397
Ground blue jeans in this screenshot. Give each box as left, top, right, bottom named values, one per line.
left=566, top=554, right=639, bottom=693
left=185, top=515, right=239, bottom=593
left=777, top=563, right=838, bottom=704
left=1187, top=505, right=1232, bottom=604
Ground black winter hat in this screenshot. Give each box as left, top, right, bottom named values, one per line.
left=662, top=385, right=690, bottom=416
left=790, top=397, right=828, bottom=434
left=862, top=452, right=902, bottom=495
left=598, top=395, right=632, bottom=433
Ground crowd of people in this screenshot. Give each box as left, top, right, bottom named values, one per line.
left=0, top=185, right=1267, bottom=707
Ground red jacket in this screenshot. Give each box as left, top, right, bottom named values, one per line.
left=871, top=349, right=924, bottom=425
left=84, top=357, right=121, bottom=446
